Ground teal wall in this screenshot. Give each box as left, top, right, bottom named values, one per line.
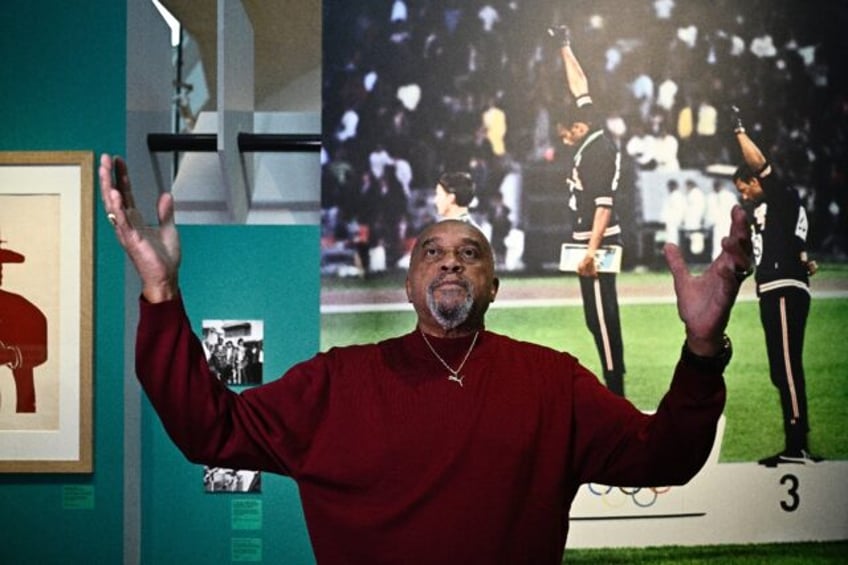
left=0, top=1, right=127, bottom=564
left=0, top=3, right=320, bottom=563
left=143, top=226, right=318, bottom=564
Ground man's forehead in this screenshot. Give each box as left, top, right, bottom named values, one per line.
left=419, top=233, right=485, bottom=248
left=418, top=221, right=485, bottom=245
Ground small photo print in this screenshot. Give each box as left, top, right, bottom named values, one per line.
left=201, top=319, right=264, bottom=386
left=203, top=466, right=262, bottom=493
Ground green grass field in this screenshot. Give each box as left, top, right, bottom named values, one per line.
left=564, top=541, right=848, bottom=563
left=321, top=266, right=848, bottom=463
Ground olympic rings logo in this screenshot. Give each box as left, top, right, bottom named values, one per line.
left=586, top=483, right=673, bottom=508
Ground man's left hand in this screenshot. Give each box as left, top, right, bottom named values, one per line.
left=806, top=260, right=818, bottom=276
left=664, top=205, right=753, bottom=356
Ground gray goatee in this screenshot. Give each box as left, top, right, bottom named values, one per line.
left=426, top=277, right=474, bottom=330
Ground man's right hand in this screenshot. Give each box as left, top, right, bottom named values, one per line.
left=577, top=253, right=598, bottom=278
left=98, top=154, right=181, bottom=303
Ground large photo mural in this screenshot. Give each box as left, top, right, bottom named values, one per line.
left=319, top=0, right=848, bottom=548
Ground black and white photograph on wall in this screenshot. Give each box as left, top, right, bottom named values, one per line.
left=201, top=319, right=264, bottom=386
left=203, top=466, right=262, bottom=494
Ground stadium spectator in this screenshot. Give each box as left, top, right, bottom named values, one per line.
left=684, top=178, right=707, bottom=232
left=662, top=179, right=686, bottom=247
left=653, top=121, right=681, bottom=172
left=706, top=179, right=739, bottom=260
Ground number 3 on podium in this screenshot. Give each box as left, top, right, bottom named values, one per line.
left=779, top=474, right=800, bottom=512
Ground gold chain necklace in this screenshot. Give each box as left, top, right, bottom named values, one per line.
left=419, top=330, right=480, bottom=387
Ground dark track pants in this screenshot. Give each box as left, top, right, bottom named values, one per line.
left=579, top=273, right=625, bottom=396
left=759, top=287, right=811, bottom=452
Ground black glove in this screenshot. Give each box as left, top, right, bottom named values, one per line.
left=546, top=24, right=571, bottom=47
left=731, top=105, right=745, bottom=133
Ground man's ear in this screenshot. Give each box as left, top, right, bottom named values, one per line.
left=490, top=277, right=500, bottom=302
left=405, top=277, right=413, bottom=302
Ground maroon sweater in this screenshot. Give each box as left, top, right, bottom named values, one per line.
left=137, top=297, right=725, bottom=564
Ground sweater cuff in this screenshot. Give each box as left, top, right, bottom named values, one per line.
left=680, top=335, right=732, bottom=373
left=138, top=292, right=185, bottom=320
left=672, top=357, right=726, bottom=400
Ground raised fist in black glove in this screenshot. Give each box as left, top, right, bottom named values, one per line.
left=731, top=105, right=745, bottom=133
left=546, top=24, right=571, bottom=47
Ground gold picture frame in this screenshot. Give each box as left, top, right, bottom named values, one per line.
left=0, top=151, right=93, bottom=472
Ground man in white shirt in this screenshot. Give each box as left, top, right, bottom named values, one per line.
left=684, top=179, right=707, bottom=257
left=661, top=179, right=686, bottom=246
left=684, top=179, right=706, bottom=231
left=705, top=179, right=739, bottom=259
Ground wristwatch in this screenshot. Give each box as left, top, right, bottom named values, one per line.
left=681, top=335, right=733, bottom=373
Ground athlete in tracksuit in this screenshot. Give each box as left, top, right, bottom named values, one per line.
left=731, top=107, right=823, bottom=466
left=549, top=24, right=626, bottom=396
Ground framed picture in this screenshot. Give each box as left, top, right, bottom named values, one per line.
left=0, top=151, right=93, bottom=472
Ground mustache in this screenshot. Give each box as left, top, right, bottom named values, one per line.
left=428, top=273, right=470, bottom=292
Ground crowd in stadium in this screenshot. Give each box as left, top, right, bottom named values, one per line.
left=321, top=0, right=847, bottom=274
